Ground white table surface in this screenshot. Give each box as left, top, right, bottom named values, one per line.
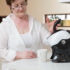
left=2, top=58, right=70, bottom=70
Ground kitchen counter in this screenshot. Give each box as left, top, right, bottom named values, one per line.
left=1, top=58, right=70, bottom=70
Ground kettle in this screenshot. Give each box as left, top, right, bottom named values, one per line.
left=48, top=19, right=70, bottom=62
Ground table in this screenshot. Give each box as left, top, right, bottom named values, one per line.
left=1, top=58, right=70, bottom=70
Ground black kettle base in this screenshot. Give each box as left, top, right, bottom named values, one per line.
left=51, top=56, right=70, bottom=63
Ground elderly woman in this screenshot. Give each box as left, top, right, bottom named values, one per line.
left=0, top=0, right=52, bottom=62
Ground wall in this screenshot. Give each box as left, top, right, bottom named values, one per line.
left=27, top=0, right=70, bottom=22
left=0, top=0, right=10, bottom=16
left=1, top=0, right=70, bottom=22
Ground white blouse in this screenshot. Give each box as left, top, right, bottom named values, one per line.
left=21, top=32, right=33, bottom=48
left=0, top=14, right=51, bottom=62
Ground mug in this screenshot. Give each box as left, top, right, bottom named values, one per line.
left=37, top=49, right=48, bottom=62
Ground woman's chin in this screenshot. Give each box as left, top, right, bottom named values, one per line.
left=18, top=14, right=26, bottom=18
left=18, top=13, right=26, bottom=17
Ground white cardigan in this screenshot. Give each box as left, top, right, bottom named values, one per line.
left=0, top=14, right=51, bottom=62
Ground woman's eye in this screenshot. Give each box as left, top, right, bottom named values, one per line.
left=21, top=3, right=25, bottom=6
left=21, top=3, right=23, bottom=5
left=21, top=2, right=26, bottom=6
left=15, top=5, right=19, bottom=8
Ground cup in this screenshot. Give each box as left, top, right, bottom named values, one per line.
left=37, top=49, right=48, bottom=62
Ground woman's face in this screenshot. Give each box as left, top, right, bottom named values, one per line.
left=11, top=0, right=27, bottom=18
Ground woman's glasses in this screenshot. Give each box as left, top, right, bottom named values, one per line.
left=11, top=2, right=27, bottom=10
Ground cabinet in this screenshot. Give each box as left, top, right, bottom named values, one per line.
left=45, top=13, right=70, bottom=30
left=57, top=26, right=70, bottom=30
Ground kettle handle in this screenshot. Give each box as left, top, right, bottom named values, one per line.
left=53, top=19, right=61, bottom=33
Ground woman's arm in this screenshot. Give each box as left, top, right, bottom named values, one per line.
left=0, top=23, right=16, bottom=62
left=15, top=51, right=37, bottom=60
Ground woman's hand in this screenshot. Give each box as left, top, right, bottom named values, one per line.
left=15, top=50, right=37, bottom=60
left=45, top=17, right=60, bottom=33
left=47, top=20, right=57, bottom=33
